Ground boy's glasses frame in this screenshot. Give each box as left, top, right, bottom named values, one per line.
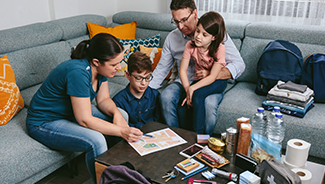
left=130, top=73, right=153, bottom=82
left=171, top=10, right=193, bottom=26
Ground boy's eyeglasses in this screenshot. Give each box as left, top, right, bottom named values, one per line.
left=130, top=73, right=153, bottom=82
left=171, top=10, right=193, bottom=26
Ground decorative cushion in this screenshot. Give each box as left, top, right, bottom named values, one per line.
left=115, top=45, right=135, bottom=76
left=139, top=46, right=172, bottom=79
left=87, top=21, right=137, bottom=39
left=0, top=55, right=24, bottom=125
left=118, top=35, right=160, bottom=52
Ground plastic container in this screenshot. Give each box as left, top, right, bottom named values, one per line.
left=266, top=106, right=281, bottom=136
left=251, top=107, right=267, bottom=136
left=267, top=113, right=285, bottom=144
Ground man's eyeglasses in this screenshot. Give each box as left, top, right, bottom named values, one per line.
left=171, top=10, right=193, bottom=26
left=130, top=73, right=153, bottom=82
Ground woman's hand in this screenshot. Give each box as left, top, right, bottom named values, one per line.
left=120, top=127, right=143, bottom=142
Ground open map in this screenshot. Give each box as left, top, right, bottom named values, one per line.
left=129, top=128, right=187, bottom=156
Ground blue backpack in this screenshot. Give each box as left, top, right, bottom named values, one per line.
left=301, top=53, right=325, bottom=102
left=255, top=40, right=303, bottom=95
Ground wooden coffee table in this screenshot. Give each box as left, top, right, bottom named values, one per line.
left=95, top=121, right=243, bottom=184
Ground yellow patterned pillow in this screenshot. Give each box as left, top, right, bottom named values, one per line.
left=0, top=55, right=24, bottom=125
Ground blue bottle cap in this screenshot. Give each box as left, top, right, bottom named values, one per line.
left=274, top=106, right=280, bottom=112
left=257, top=107, right=264, bottom=113
left=275, top=113, right=283, bottom=118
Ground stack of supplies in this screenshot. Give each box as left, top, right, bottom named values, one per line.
left=262, top=81, right=314, bottom=118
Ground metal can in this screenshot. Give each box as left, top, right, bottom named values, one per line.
left=208, top=137, right=225, bottom=154
left=226, top=127, right=238, bottom=156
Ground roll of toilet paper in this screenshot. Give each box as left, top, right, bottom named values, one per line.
left=291, top=168, right=312, bottom=184
left=285, top=139, right=311, bottom=168
left=283, top=159, right=306, bottom=170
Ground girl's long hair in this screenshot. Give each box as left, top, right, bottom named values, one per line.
left=71, top=33, right=123, bottom=64
left=192, top=11, right=227, bottom=61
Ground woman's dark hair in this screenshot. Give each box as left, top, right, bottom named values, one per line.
left=170, top=0, right=197, bottom=12
left=71, top=33, right=124, bottom=64
left=127, top=52, right=152, bottom=74
left=191, top=11, right=227, bottom=61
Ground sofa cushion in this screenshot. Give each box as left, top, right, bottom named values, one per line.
left=217, top=82, right=325, bottom=159
left=7, top=41, right=71, bottom=90
left=0, top=108, right=76, bottom=184
left=0, top=23, right=62, bottom=55
left=0, top=55, right=24, bottom=125
left=20, top=84, right=41, bottom=107
left=87, top=21, right=137, bottom=39
left=50, top=14, right=107, bottom=40
left=118, top=35, right=160, bottom=52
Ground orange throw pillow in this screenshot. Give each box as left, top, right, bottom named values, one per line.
left=0, top=55, right=24, bottom=125
left=87, top=21, right=137, bottom=39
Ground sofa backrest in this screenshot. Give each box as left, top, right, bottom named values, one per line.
left=1, top=14, right=107, bottom=91
left=110, top=11, right=248, bottom=52
left=238, top=22, right=325, bottom=83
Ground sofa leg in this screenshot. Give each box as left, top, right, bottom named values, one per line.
left=68, top=156, right=79, bottom=178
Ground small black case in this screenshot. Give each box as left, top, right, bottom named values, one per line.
left=235, top=153, right=258, bottom=173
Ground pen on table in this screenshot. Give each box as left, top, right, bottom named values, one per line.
left=143, top=134, right=153, bottom=138
left=181, top=166, right=209, bottom=180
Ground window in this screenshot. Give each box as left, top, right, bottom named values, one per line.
left=169, top=0, right=325, bottom=25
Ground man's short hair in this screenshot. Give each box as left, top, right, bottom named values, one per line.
left=127, top=51, right=152, bottom=74
left=170, top=0, right=197, bottom=12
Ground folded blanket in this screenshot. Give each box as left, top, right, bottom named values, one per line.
left=268, top=81, right=314, bottom=102
left=266, top=94, right=313, bottom=108
left=277, top=80, right=307, bottom=93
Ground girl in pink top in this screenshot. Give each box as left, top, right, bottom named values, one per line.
left=179, top=11, right=228, bottom=134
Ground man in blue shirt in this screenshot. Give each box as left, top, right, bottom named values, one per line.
left=150, top=0, right=245, bottom=135
left=113, top=52, right=161, bottom=128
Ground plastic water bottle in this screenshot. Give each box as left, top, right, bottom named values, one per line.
left=266, top=106, right=281, bottom=135
left=251, top=107, right=267, bottom=136
left=267, top=113, right=285, bottom=144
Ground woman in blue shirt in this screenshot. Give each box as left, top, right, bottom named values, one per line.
left=26, top=33, right=143, bottom=183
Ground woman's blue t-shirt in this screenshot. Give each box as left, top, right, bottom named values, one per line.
left=27, top=59, right=108, bottom=126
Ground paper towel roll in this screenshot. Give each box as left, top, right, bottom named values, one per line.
left=291, top=168, right=312, bottom=184
left=285, top=139, right=311, bottom=168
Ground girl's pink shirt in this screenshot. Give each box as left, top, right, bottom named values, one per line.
left=183, top=41, right=226, bottom=80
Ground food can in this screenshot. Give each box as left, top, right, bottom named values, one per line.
left=226, top=127, right=238, bottom=156
left=208, top=137, right=225, bottom=154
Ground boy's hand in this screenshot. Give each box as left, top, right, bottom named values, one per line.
left=120, top=127, right=143, bottom=142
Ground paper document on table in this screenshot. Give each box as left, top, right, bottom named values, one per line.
left=129, top=128, right=187, bottom=156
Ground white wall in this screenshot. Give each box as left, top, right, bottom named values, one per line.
left=0, top=0, right=168, bottom=31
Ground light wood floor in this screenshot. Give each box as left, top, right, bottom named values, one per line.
left=35, top=153, right=92, bottom=184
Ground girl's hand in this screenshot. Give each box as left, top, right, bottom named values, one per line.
left=120, top=127, right=143, bottom=142
left=195, top=70, right=210, bottom=80
left=185, top=87, right=194, bottom=107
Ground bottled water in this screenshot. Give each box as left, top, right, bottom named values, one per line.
left=267, top=113, right=285, bottom=144
left=267, top=106, right=281, bottom=123
left=251, top=107, right=267, bottom=136
left=266, top=106, right=281, bottom=135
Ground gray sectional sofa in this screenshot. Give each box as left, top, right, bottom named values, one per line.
left=0, top=11, right=324, bottom=184
left=107, top=11, right=325, bottom=163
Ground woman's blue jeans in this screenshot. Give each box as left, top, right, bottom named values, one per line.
left=26, top=105, right=128, bottom=184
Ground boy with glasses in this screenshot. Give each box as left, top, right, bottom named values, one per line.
left=150, top=0, right=245, bottom=135
left=113, top=52, right=161, bottom=128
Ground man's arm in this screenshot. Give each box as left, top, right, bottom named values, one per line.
left=223, top=33, right=246, bottom=80
left=149, top=34, right=175, bottom=89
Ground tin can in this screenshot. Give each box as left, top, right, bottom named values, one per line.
left=226, top=127, right=238, bottom=156
left=208, top=137, right=225, bottom=154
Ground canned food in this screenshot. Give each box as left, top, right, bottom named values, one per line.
left=208, top=137, right=225, bottom=154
